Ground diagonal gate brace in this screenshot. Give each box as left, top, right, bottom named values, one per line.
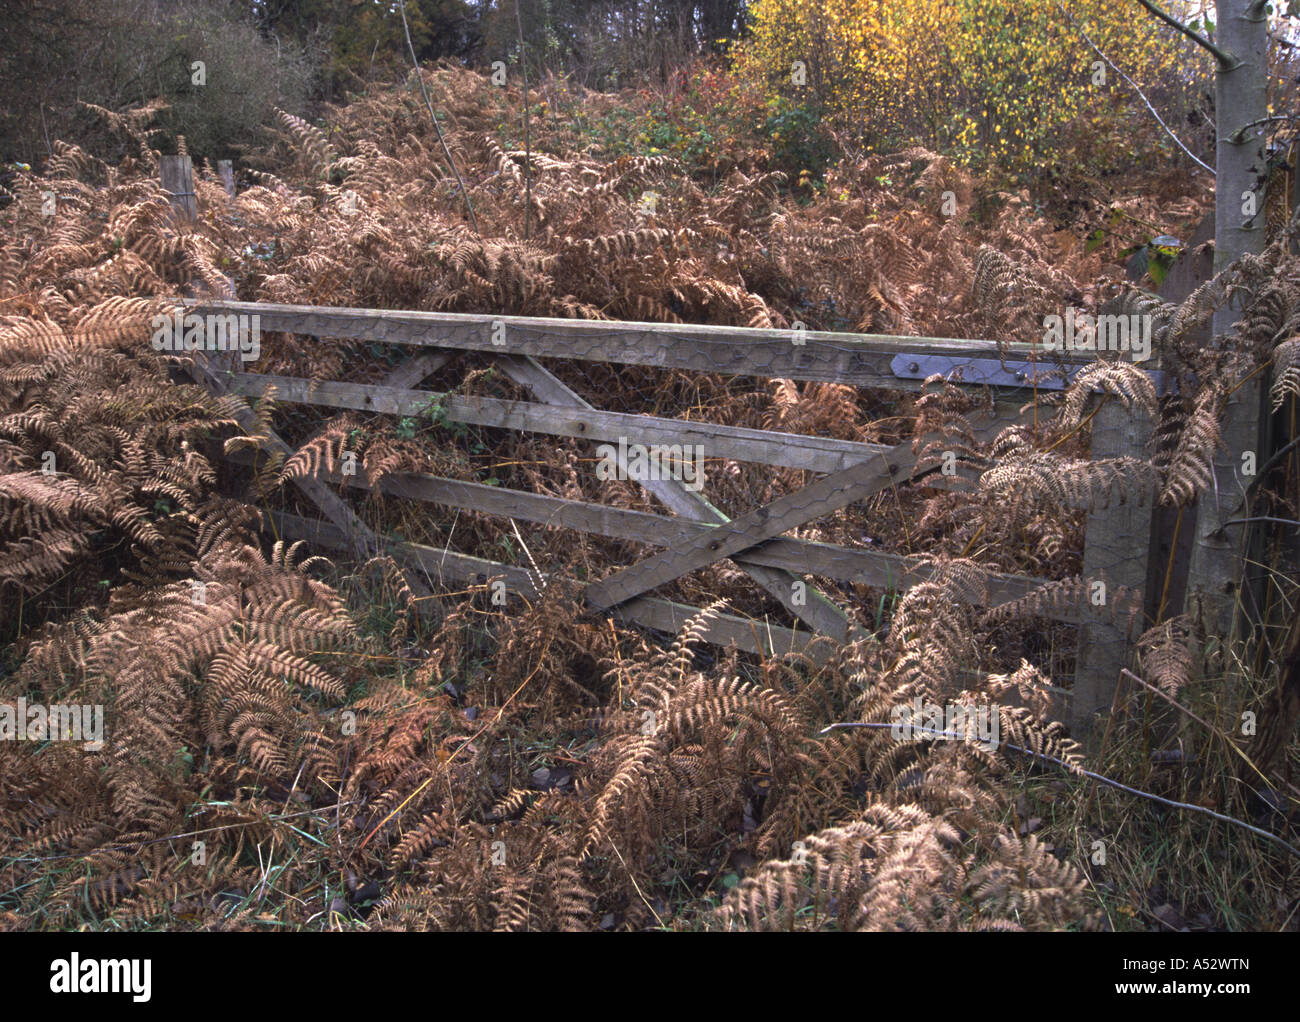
left=491, top=354, right=859, bottom=643
left=585, top=440, right=939, bottom=614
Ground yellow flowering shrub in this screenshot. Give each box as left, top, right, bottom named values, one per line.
left=733, top=0, right=1199, bottom=177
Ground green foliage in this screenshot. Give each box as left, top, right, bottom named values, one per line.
left=733, top=0, right=1204, bottom=180
left=760, top=95, right=834, bottom=183
left=575, top=64, right=832, bottom=187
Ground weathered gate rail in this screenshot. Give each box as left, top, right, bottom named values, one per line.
left=189, top=298, right=1145, bottom=392
left=177, top=294, right=1164, bottom=732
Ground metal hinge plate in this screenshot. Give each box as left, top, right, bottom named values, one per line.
left=890, top=354, right=1169, bottom=394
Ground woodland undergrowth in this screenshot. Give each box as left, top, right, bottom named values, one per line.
left=0, top=69, right=1297, bottom=930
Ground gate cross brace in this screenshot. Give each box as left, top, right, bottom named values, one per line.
left=491, top=354, right=859, bottom=643
left=585, top=440, right=940, bottom=614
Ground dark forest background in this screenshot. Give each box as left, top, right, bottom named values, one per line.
left=1, top=1, right=750, bottom=164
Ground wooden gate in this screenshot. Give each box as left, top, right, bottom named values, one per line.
left=177, top=295, right=1166, bottom=732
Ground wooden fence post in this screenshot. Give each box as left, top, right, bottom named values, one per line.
left=217, top=159, right=236, bottom=199
left=159, top=154, right=198, bottom=222
left=1072, top=397, right=1157, bottom=735
left=1073, top=212, right=1221, bottom=737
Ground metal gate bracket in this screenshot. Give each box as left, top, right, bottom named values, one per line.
left=891, top=353, right=1169, bottom=394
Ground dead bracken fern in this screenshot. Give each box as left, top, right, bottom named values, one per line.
left=1, top=73, right=1295, bottom=931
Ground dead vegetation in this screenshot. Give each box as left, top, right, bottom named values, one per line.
left=1, top=69, right=1297, bottom=930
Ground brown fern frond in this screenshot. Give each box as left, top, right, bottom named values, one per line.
left=1270, top=336, right=1300, bottom=412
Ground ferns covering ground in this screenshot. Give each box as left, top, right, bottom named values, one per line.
left=1, top=68, right=1297, bottom=930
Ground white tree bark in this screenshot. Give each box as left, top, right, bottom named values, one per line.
left=1184, top=0, right=1270, bottom=641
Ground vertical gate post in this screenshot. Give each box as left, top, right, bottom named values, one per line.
left=1073, top=397, right=1156, bottom=735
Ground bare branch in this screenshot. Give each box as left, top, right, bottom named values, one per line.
left=1059, top=2, right=1212, bottom=173
left=1227, top=112, right=1300, bottom=143
left=1133, top=0, right=1241, bottom=68
left=515, top=0, right=532, bottom=241
left=397, top=0, right=479, bottom=234
left=820, top=721, right=1300, bottom=859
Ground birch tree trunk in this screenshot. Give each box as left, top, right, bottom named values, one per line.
left=1175, top=0, right=1270, bottom=643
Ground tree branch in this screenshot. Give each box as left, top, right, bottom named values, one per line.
left=515, top=0, right=532, bottom=242
left=1059, top=2, right=1212, bottom=173
left=397, top=0, right=479, bottom=234
left=820, top=720, right=1300, bottom=859
left=1227, top=113, right=1300, bottom=143
left=1133, top=0, right=1241, bottom=69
